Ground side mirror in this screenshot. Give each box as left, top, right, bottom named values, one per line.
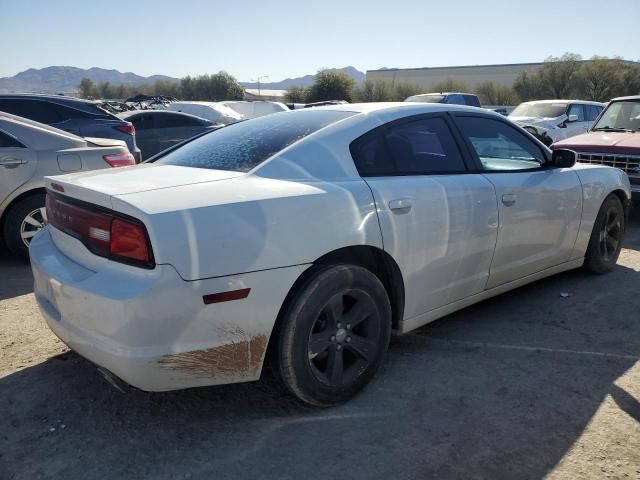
left=551, top=149, right=577, bottom=168
left=567, top=114, right=578, bottom=123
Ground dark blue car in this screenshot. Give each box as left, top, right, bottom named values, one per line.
left=0, top=94, right=141, bottom=161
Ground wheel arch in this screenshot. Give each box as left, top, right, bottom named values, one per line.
left=0, top=187, right=46, bottom=232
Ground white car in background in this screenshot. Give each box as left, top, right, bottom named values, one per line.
left=166, top=101, right=244, bottom=125
left=30, top=103, right=630, bottom=406
left=508, top=100, right=605, bottom=145
left=220, top=100, right=289, bottom=119
left=0, top=112, right=134, bottom=258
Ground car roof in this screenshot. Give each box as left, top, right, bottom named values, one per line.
left=119, top=109, right=209, bottom=119
left=520, top=99, right=605, bottom=106
left=610, top=95, right=640, bottom=102
left=0, top=93, right=99, bottom=105
left=307, top=102, right=495, bottom=116
left=411, top=92, right=476, bottom=96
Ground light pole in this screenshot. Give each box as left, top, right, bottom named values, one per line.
left=251, top=75, right=269, bottom=99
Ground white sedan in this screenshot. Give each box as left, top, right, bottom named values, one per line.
left=30, top=103, right=631, bottom=406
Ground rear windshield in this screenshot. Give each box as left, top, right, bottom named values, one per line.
left=405, top=95, right=445, bottom=104
left=153, top=109, right=355, bottom=171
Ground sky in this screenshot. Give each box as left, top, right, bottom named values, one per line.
left=1, top=0, right=639, bottom=82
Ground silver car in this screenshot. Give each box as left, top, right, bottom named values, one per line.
left=0, top=112, right=134, bottom=258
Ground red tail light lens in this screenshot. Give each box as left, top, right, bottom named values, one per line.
left=110, top=218, right=149, bottom=262
left=103, top=153, right=135, bottom=167
left=114, top=124, right=135, bottom=136
left=46, top=193, right=153, bottom=268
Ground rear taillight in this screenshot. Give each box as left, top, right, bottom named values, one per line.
left=114, top=124, right=135, bottom=136
left=103, top=153, right=135, bottom=167
left=46, top=193, right=153, bottom=268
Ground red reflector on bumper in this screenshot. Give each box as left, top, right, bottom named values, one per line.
left=203, top=288, right=251, bottom=305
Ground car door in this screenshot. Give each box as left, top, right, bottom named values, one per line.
left=452, top=114, right=583, bottom=289
left=0, top=130, right=36, bottom=202
left=567, top=103, right=589, bottom=138
left=351, top=114, right=499, bottom=321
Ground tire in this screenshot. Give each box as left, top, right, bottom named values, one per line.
left=583, top=194, right=625, bottom=274
left=2, top=193, right=47, bottom=260
left=275, top=264, right=392, bottom=407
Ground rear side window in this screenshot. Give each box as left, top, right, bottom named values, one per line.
left=154, top=113, right=203, bottom=128
left=585, top=105, right=603, bottom=122
left=0, top=99, right=65, bottom=124
left=154, top=109, right=355, bottom=171
left=464, top=95, right=481, bottom=107
left=351, top=116, right=466, bottom=176
left=0, top=130, right=25, bottom=148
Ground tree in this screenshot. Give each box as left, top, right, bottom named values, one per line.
left=306, top=69, right=355, bottom=102
left=285, top=85, right=308, bottom=103
left=179, top=72, right=244, bottom=101
left=537, top=53, right=582, bottom=98
left=428, top=79, right=470, bottom=94
left=78, top=77, right=96, bottom=98
left=575, top=57, right=624, bottom=102
left=390, top=82, right=424, bottom=101
left=513, top=71, right=546, bottom=101
left=476, top=81, right=520, bottom=105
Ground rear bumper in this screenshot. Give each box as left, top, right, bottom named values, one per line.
left=30, top=228, right=306, bottom=391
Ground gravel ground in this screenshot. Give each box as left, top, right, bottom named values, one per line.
left=1, top=211, right=639, bottom=480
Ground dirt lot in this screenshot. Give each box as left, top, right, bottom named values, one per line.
left=1, top=212, right=639, bottom=480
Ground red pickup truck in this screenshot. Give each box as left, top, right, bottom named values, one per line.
left=552, top=96, right=640, bottom=204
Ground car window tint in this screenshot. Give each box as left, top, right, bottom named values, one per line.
left=0, top=99, right=66, bottom=124
left=350, top=132, right=393, bottom=176
left=154, top=110, right=355, bottom=172
left=385, top=117, right=466, bottom=174
left=0, top=130, right=25, bottom=148
left=585, top=105, right=602, bottom=122
left=130, top=115, right=154, bottom=130
left=568, top=104, right=585, bottom=122
left=464, top=95, right=481, bottom=107
left=155, top=113, right=202, bottom=128
left=457, top=116, right=545, bottom=171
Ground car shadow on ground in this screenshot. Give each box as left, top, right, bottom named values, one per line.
left=1, top=212, right=639, bottom=479
left=0, top=252, right=33, bottom=301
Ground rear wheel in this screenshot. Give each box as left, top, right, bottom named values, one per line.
left=583, top=194, right=625, bottom=274
left=3, top=193, right=47, bottom=259
left=275, top=265, right=392, bottom=407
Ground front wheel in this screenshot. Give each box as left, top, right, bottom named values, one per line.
left=275, top=265, right=392, bottom=407
left=583, top=194, right=625, bottom=274
left=3, top=193, right=47, bottom=259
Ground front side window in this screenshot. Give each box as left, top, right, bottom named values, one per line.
left=351, top=116, right=466, bottom=176
left=593, top=101, right=640, bottom=132
left=456, top=116, right=545, bottom=171
left=154, top=109, right=355, bottom=172
left=568, top=104, right=585, bottom=122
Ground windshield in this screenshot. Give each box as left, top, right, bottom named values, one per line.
left=153, top=109, right=356, bottom=171
left=592, top=100, right=640, bottom=131
left=510, top=103, right=568, bottom=119
left=405, top=94, right=445, bottom=103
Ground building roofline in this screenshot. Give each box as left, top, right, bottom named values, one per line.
left=367, top=60, right=640, bottom=73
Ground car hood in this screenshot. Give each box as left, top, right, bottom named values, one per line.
left=553, top=131, right=640, bottom=154
left=509, top=116, right=563, bottom=129
left=45, top=164, right=244, bottom=209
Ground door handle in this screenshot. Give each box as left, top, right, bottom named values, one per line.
left=501, top=194, right=517, bottom=206
left=0, top=158, right=26, bottom=167
left=389, top=198, right=412, bottom=211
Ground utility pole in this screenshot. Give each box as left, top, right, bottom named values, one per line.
left=251, top=75, right=269, bottom=99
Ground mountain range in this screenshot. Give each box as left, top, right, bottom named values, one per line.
left=0, top=66, right=366, bottom=94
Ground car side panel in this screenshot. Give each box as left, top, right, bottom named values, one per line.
left=571, top=164, right=631, bottom=258
left=366, top=174, right=499, bottom=321
left=112, top=176, right=383, bottom=281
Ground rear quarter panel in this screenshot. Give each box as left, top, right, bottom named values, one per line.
left=571, top=165, right=631, bottom=258
left=112, top=176, right=382, bottom=280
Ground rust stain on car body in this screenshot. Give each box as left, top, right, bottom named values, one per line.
left=158, top=331, right=267, bottom=378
